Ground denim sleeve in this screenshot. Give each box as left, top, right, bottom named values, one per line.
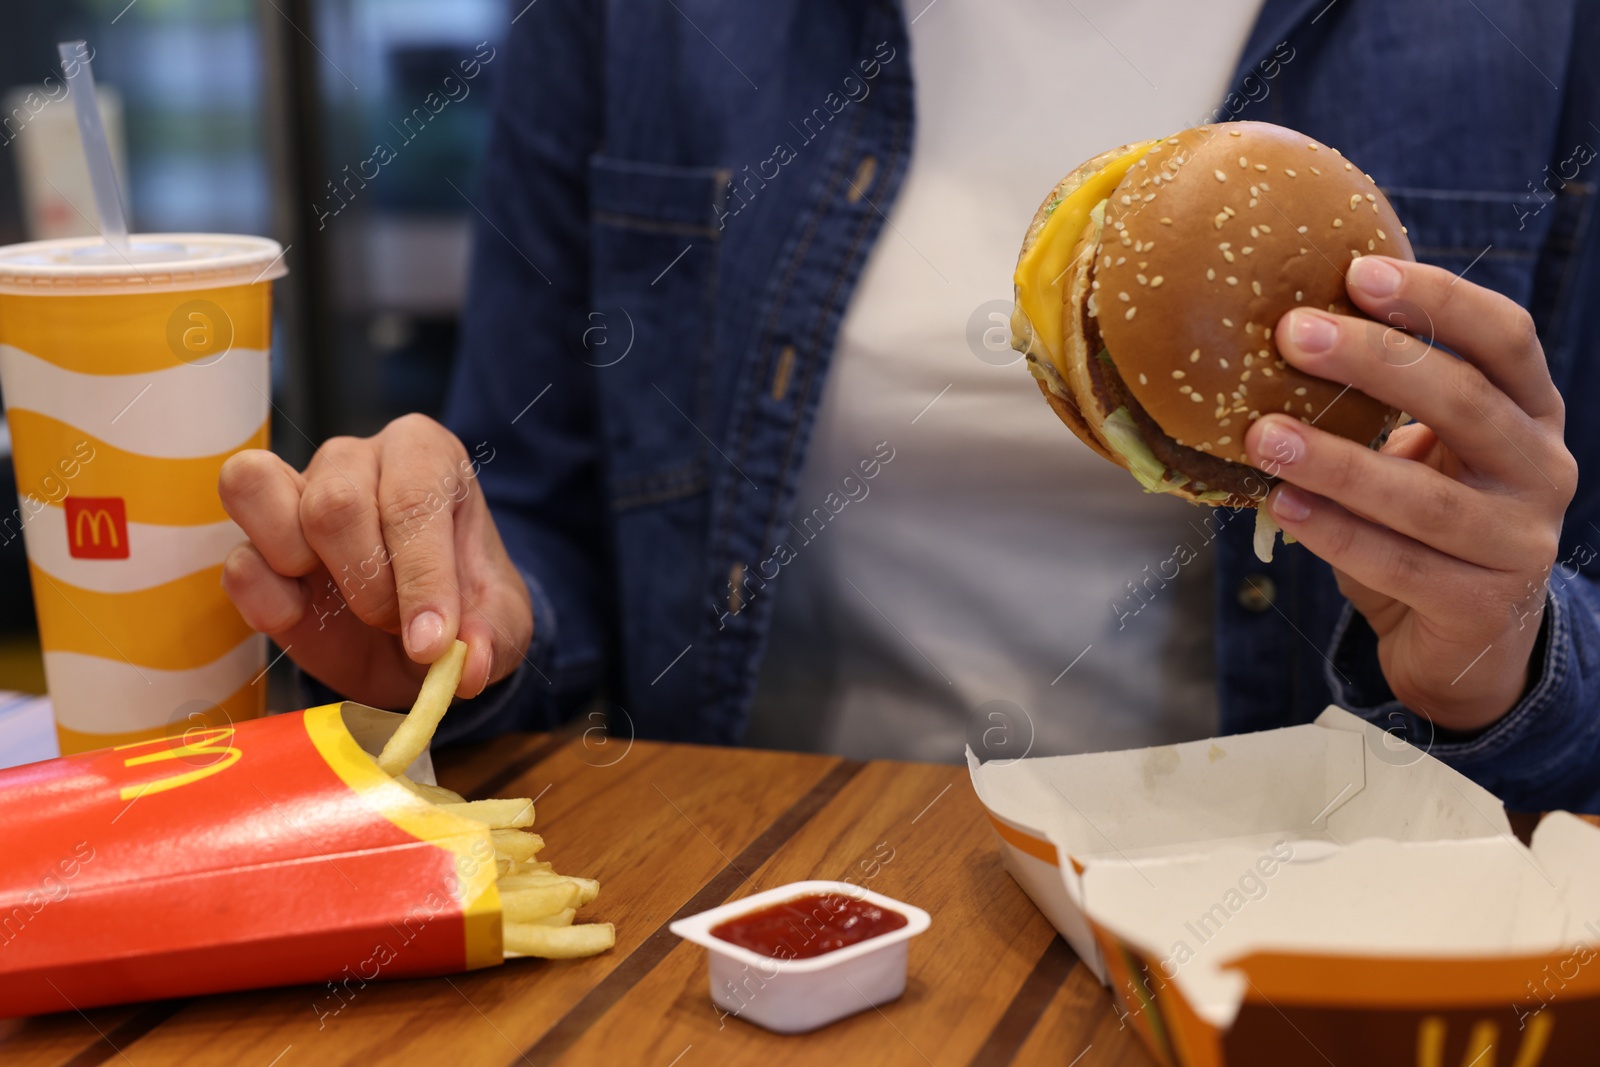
left=1325, top=578, right=1600, bottom=812
left=436, top=0, right=610, bottom=735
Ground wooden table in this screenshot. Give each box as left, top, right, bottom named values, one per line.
left=0, top=728, right=1156, bottom=1067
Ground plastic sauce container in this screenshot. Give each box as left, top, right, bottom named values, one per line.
left=670, top=880, right=931, bottom=1033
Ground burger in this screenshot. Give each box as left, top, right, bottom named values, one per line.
left=1009, top=121, right=1413, bottom=559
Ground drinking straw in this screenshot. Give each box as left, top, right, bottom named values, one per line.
left=56, top=40, right=130, bottom=254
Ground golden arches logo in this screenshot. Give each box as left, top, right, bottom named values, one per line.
left=1417, top=1013, right=1554, bottom=1067
left=114, top=726, right=242, bottom=801
left=74, top=507, right=118, bottom=548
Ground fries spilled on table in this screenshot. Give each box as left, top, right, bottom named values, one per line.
left=384, top=640, right=614, bottom=961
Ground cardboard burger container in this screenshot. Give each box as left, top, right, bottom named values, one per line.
left=0, top=702, right=503, bottom=1018
left=968, top=707, right=1600, bottom=1066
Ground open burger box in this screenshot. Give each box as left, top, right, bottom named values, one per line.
left=968, top=707, right=1600, bottom=1066
left=0, top=703, right=505, bottom=1019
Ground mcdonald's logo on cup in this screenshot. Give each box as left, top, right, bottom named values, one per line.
left=64, top=497, right=129, bottom=560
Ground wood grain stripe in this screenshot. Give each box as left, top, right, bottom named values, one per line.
left=966, top=936, right=1080, bottom=1067
left=514, top=758, right=867, bottom=1065
left=466, top=732, right=578, bottom=800
left=55, top=1000, right=187, bottom=1067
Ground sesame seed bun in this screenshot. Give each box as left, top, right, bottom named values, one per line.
left=1015, top=121, right=1411, bottom=508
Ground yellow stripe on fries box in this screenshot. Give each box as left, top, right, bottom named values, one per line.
left=0, top=644, right=612, bottom=1017
left=967, top=707, right=1600, bottom=1066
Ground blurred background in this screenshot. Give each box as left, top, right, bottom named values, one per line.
left=0, top=0, right=508, bottom=694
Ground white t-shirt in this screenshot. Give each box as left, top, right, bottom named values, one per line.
left=748, top=0, right=1266, bottom=762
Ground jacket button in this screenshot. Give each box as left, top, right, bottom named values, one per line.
left=1237, top=575, right=1276, bottom=612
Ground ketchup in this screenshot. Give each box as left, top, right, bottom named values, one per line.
left=710, top=892, right=907, bottom=959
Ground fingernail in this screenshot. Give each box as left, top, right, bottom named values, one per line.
left=1349, top=256, right=1402, bottom=297
left=1250, top=417, right=1303, bottom=468
left=407, top=610, right=444, bottom=656
left=1288, top=310, right=1338, bottom=354
left=1271, top=484, right=1312, bottom=522
left=484, top=647, right=495, bottom=688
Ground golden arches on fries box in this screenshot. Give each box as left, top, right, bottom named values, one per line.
left=0, top=647, right=612, bottom=1017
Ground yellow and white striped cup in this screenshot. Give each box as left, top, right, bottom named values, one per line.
left=0, top=234, right=286, bottom=753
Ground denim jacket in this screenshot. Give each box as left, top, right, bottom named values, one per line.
left=434, top=0, right=1600, bottom=810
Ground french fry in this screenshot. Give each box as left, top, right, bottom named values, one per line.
left=527, top=907, right=576, bottom=928
left=499, top=872, right=599, bottom=907
left=439, top=798, right=535, bottom=828
left=503, top=922, right=614, bottom=959
left=492, top=829, right=544, bottom=863
left=501, top=883, right=581, bottom=921
left=394, top=774, right=466, bottom=805
left=377, top=640, right=468, bottom=775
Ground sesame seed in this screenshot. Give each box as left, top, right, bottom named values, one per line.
left=1116, top=256, right=1127, bottom=264
left=1377, top=228, right=1387, bottom=240
left=1261, top=367, right=1274, bottom=377
left=1218, top=436, right=1232, bottom=445
left=1118, top=291, right=1130, bottom=301
left=1214, top=169, right=1227, bottom=182
left=1244, top=353, right=1254, bottom=366
left=1259, top=224, right=1272, bottom=234
left=1264, top=326, right=1273, bottom=341
left=1206, top=268, right=1216, bottom=280
left=1350, top=194, right=1363, bottom=210
left=1297, top=225, right=1308, bottom=234
left=1136, top=274, right=1148, bottom=285
left=1161, top=217, right=1173, bottom=225
left=1332, top=218, right=1344, bottom=228
left=1249, top=185, right=1260, bottom=198
left=1225, top=206, right=1236, bottom=216
left=1241, top=370, right=1252, bottom=381
left=1402, top=225, right=1409, bottom=234
left=1254, top=164, right=1268, bottom=171
left=1245, top=323, right=1256, bottom=334
left=1249, top=409, right=1259, bottom=419
left=1220, top=416, right=1231, bottom=425
left=1216, top=393, right=1226, bottom=405
left=1345, top=162, right=1354, bottom=171
left=1285, top=168, right=1297, bottom=177
left=1284, top=400, right=1293, bottom=411
left=1226, top=276, right=1238, bottom=285
left=1242, top=246, right=1254, bottom=255
left=1215, top=406, right=1226, bottom=418
left=1139, top=373, right=1148, bottom=384
left=1150, top=276, right=1164, bottom=288
left=1250, top=226, right=1260, bottom=238
left=1179, top=384, right=1192, bottom=394
left=1121, top=195, right=1133, bottom=205
left=1368, top=239, right=1376, bottom=251
left=1294, top=290, right=1303, bottom=301
left=1190, top=349, right=1201, bottom=362
left=1238, top=156, right=1248, bottom=168
left=1248, top=199, right=1258, bottom=208
left=1125, top=307, right=1137, bottom=320
left=1091, top=280, right=1101, bottom=290
left=1294, top=387, right=1307, bottom=396
left=1143, top=193, right=1156, bottom=202
left=1309, top=166, right=1321, bottom=175
left=1229, top=130, right=1241, bottom=137
left=1172, top=369, right=1185, bottom=379
left=1252, top=280, right=1262, bottom=295
left=1306, top=144, right=1318, bottom=151
left=1214, top=214, right=1228, bottom=229
left=1259, top=181, right=1271, bottom=191
left=1223, top=318, right=1234, bottom=327
left=1223, top=251, right=1235, bottom=262
left=1300, top=248, right=1309, bottom=255
left=1190, top=393, right=1204, bottom=403
left=1304, top=404, right=1313, bottom=414
left=1366, top=193, right=1376, bottom=202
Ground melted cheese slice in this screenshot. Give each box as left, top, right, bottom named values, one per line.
left=1013, top=141, right=1156, bottom=375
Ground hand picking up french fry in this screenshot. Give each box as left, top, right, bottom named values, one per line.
left=381, top=640, right=615, bottom=961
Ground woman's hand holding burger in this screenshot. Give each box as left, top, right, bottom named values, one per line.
left=1248, top=256, right=1577, bottom=732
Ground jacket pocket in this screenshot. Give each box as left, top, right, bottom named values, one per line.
left=587, top=154, right=730, bottom=511
left=1383, top=185, right=1592, bottom=379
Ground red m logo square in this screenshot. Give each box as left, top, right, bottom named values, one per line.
left=65, top=497, right=129, bottom=560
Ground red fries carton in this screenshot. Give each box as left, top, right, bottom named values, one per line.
left=968, top=706, right=1600, bottom=1066
left=0, top=703, right=502, bottom=1018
